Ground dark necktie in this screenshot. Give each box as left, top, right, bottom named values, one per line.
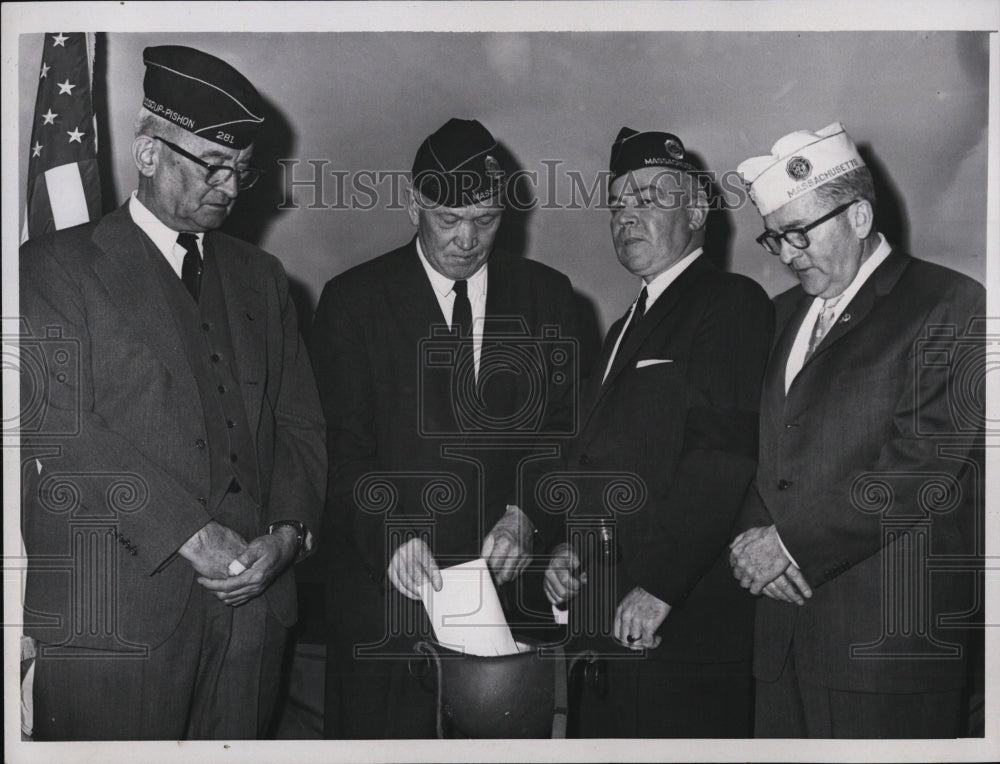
left=602, top=286, right=648, bottom=384
left=452, top=279, right=473, bottom=338
left=177, top=233, right=202, bottom=302
left=452, top=278, right=475, bottom=379
left=617, top=286, right=648, bottom=351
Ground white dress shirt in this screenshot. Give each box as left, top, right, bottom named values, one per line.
left=415, top=238, right=488, bottom=378
left=128, top=191, right=204, bottom=274
left=602, top=247, right=703, bottom=383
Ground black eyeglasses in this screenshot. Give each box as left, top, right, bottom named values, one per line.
left=153, top=136, right=264, bottom=190
left=756, top=200, right=857, bottom=255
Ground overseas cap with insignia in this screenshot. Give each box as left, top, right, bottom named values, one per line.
left=609, top=127, right=695, bottom=183
left=412, top=118, right=506, bottom=208
left=737, top=122, right=866, bottom=216
left=142, top=45, right=264, bottom=150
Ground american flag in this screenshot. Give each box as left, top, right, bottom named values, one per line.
left=22, top=32, right=102, bottom=243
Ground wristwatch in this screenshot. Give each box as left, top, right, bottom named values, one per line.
left=267, top=519, right=307, bottom=555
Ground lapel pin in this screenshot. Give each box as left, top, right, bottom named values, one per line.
left=840, top=313, right=851, bottom=323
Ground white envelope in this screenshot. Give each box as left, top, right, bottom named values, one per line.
left=419, top=558, right=519, bottom=657
left=636, top=358, right=673, bottom=368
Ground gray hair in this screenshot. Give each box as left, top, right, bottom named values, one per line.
left=812, top=166, right=877, bottom=214
left=133, top=108, right=186, bottom=141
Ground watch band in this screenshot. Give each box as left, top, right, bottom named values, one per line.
left=267, top=519, right=306, bottom=554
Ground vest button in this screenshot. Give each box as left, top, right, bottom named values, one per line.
left=777, top=479, right=793, bottom=490
left=195, top=438, right=206, bottom=449
left=211, top=353, right=221, bottom=363
left=227, top=419, right=235, bottom=429
left=201, top=322, right=211, bottom=331
left=230, top=453, right=238, bottom=463
left=198, top=496, right=207, bottom=506
left=217, top=385, right=226, bottom=394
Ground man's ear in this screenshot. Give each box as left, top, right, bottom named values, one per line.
left=848, top=199, right=874, bottom=240
left=687, top=183, right=709, bottom=232
left=405, top=181, right=421, bottom=226
left=133, top=135, right=159, bottom=178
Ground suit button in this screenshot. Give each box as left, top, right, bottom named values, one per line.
left=578, top=455, right=590, bottom=466
left=777, top=479, right=793, bottom=490
left=201, top=322, right=211, bottom=331
left=211, top=353, right=221, bottom=363
left=226, top=420, right=235, bottom=429
left=230, top=453, right=238, bottom=463
left=195, top=438, right=206, bottom=449
left=198, top=496, right=207, bottom=506
left=217, top=385, right=226, bottom=394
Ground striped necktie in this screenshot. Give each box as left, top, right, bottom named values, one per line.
left=805, top=294, right=843, bottom=359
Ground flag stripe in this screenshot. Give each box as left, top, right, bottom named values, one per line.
left=45, top=163, right=89, bottom=230
left=27, top=172, right=52, bottom=240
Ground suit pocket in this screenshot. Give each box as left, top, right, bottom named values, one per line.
left=636, top=358, right=674, bottom=368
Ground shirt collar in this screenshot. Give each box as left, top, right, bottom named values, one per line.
left=817, top=233, right=891, bottom=308
left=128, top=191, right=204, bottom=258
left=642, top=246, right=703, bottom=308
left=415, top=236, right=488, bottom=298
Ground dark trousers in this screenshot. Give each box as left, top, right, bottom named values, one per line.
left=575, top=654, right=754, bottom=738
left=323, top=559, right=437, bottom=739
left=33, top=582, right=286, bottom=740
left=755, top=649, right=965, bottom=738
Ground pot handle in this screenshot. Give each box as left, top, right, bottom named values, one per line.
left=413, top=641, right=444, bottom=739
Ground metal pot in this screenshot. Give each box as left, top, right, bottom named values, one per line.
left=414, top=637, right=567, bottom=738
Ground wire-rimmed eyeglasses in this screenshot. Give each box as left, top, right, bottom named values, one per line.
left=755, top=200, right=857, bottom=255
left=154, top=136, right=264, bottom=191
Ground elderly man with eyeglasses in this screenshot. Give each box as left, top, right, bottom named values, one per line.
left=729, top=123, right=984, bottom=738
left=19, top=44, right=325, bottom=740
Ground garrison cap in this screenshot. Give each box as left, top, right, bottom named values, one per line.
left=737, top=122, right=866, bottom=216
left=141, top=45, right=264, bottom=150
left=412, top=118, right=506, bottom=208
left=609, top=127, right=695, bottom=183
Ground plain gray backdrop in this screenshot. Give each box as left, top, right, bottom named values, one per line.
left=19, top=31, right=989, bottom=336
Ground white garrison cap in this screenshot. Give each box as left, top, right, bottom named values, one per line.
left=737, top=122, right=866, bottom=216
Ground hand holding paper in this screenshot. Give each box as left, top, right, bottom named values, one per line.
left=388, top=538, right=443, bottom=600
left=420, top=558, right=518, bottom=656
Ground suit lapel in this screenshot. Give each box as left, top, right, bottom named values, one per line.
left=210, top=233, right=267, bottom=435
left=763, top=293, right=811, bottom=419
left=90, top=206, right=198, bottom=388
left=600, top=256, right=709, bottom=392
left=583, top=314, right=626, bottom=415
left=797, top=249, right=910, bottom=373
left=388, top=239, right=451, bottom=333
left=581, top=256, right=709, bottom=436
left=483, top=255, right=513, bottom=339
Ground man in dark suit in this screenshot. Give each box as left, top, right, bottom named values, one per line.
left=730, top=122, right=984, bottom=737
left=541, top=128, right=774, bottom=737
left=312, top=118, right=580, bottom=738
left=19, top=45, right=326, bottom=740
